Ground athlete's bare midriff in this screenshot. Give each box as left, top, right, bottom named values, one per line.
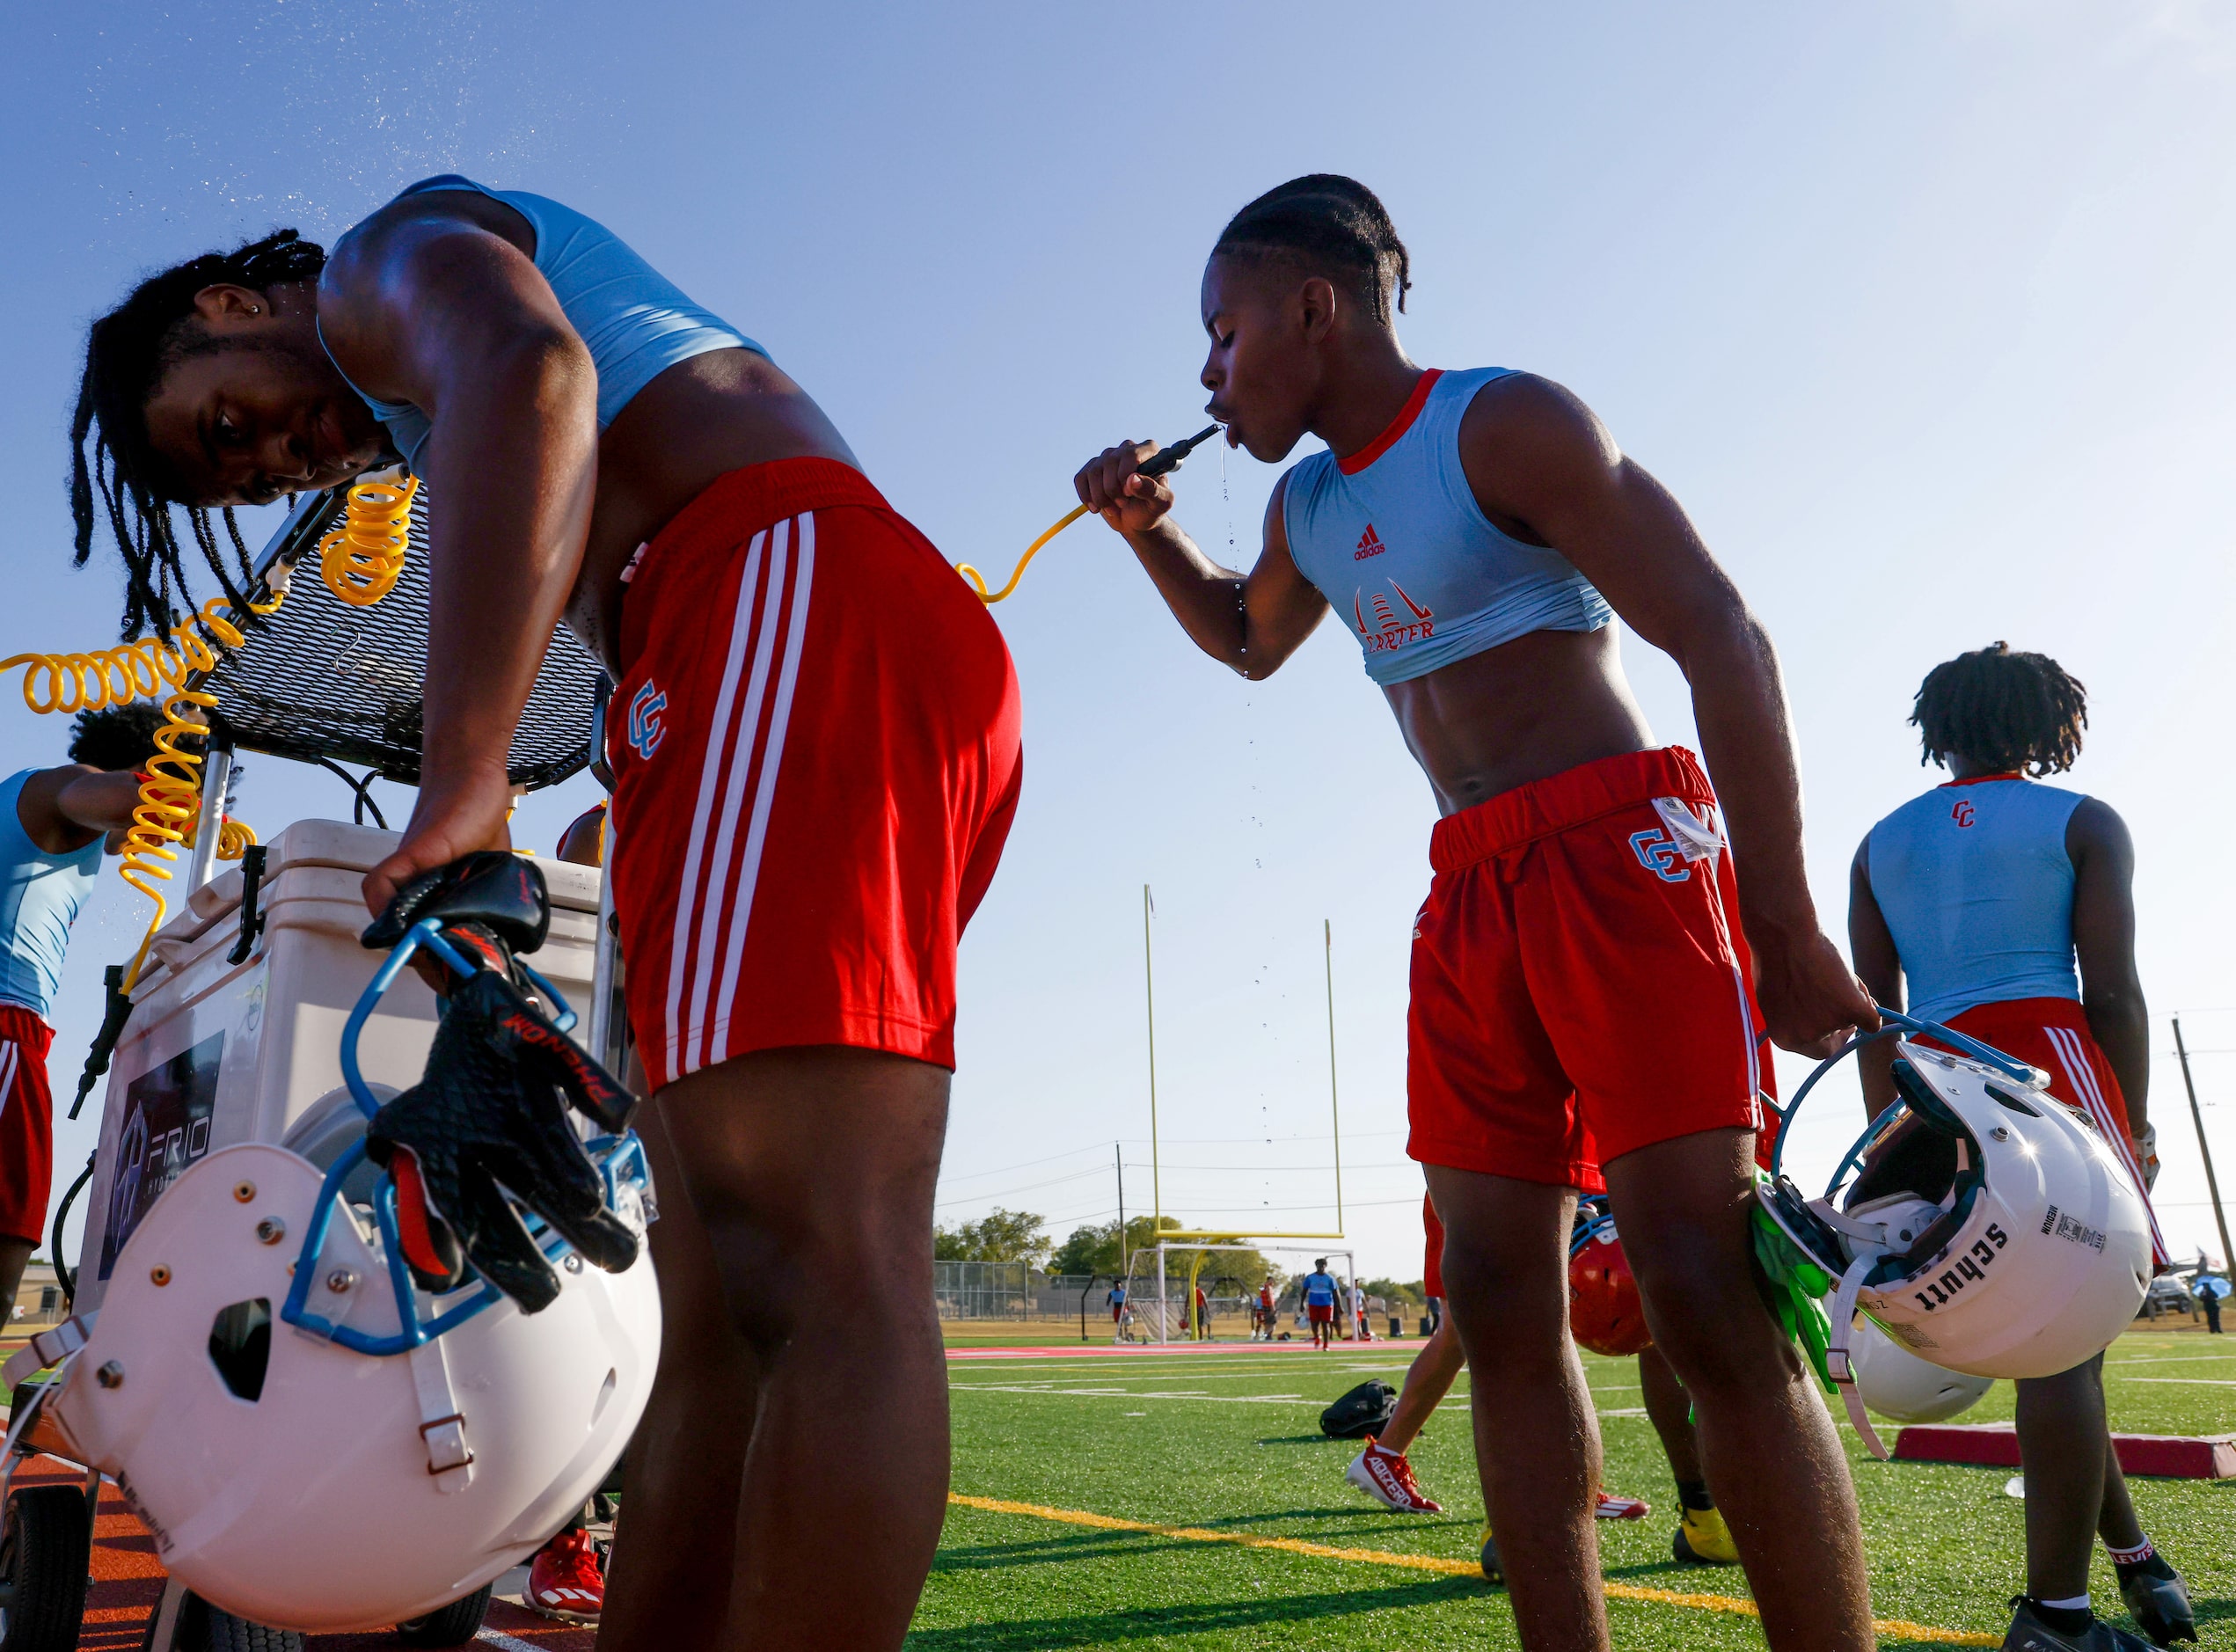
left=1384, top=625, right=1655, bottom=815
left=570, top=350, right=858, bottom=669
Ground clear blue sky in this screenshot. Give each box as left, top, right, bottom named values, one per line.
left=3, top=2, right=2232, bottom=1281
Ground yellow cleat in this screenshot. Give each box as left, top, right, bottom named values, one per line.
left=1479, top=1520, right=1503, bottom=1586
left=1672, top=1505, right=1740, bottom=1566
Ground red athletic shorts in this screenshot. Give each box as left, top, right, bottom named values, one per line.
left=0, top=1006, right=55, bottom=1246
left=1933, top=997, right=2167, bottom=1268
left=1307, top=1303, right=1334, bottom=1325
left=606, top=460, right=1023, bottom=1090
left=1422, top=1193, right=1444, bottom=1300
left=1407, top=747, right=1771, bottom=1194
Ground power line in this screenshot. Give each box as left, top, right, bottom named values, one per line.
left=936, top=1143, right=1117, bottom=1185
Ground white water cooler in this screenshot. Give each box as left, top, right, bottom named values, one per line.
left=73, top=822, right=603, bottom=1312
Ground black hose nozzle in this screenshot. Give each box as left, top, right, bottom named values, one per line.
left=1139, top=426, right=1222, bottom=479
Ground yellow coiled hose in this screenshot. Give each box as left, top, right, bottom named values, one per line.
left=318, top=474, right=418, bottom=605
left=1, top=596, right=285, bottom=987
left=6, top=471, right=415, bottom=989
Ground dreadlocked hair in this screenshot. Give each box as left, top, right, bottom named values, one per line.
left=1911, top=641, right=2088, bottom=777
left=1212, top=174, right=1412, bottom=325
left=70, top=227, right=328, bottom=641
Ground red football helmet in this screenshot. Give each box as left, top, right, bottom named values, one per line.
left=1568, top=1207, right=1653, bottom=1356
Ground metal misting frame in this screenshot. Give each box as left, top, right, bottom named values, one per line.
left=1139, top=884, right=1348, bottom=1344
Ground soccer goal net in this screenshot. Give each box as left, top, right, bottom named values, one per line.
left=1114, top=1241, right=1357, bottom=1345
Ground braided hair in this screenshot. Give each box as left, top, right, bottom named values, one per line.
left=1911, top=641, right=2088, bottom=776
left=70, top=228, right=328, bottom=640
left=1212, top=175, right=1412, bottom=325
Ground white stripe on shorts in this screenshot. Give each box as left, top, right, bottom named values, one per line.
left=682, top=517, right=796, bottom=1076
left=2042, top=1020, right=2169, bottom=1267
left=664, top=526, right=771, bottom=1078
left=708, top=513, right=815, bottom=1065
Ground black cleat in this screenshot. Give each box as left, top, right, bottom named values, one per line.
left=1478, top=1521, right=1502, bottom=1586
left=2002, top=1597, right=2155, bottom=1652
left=2118, top=1563, right=2197, bottom=1646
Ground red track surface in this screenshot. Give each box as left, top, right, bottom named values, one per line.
left=14, top=1458, right=596, bottom=1651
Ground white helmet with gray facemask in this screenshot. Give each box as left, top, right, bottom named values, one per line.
left=1757, top=1011, right=2150, bottom=1456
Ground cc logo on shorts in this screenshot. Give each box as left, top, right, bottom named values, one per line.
left=1628, top=828, right=1692, bottom=883
left=628, top=679, right=669, bottom=760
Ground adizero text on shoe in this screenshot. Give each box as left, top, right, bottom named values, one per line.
left=1593, top=1492, right=1650, bottom=1520
left=526, top=1528, right=606, bottom=1624
left=2002, top=1597, right=2156, bottom=1652
left=2119, top=1565, right=2198, bottom=1646
left=1345, top=1441, right=1442, bottom=1512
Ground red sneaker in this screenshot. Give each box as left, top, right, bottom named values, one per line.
left=1594, top=1492, right=1651, bottom=1520
left=1346, top=1437, right=1443, bottom=1512
left=526, top=1527, right=605, bottom=1623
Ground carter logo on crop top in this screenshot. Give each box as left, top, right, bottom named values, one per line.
left=1355, top=580, right=1436, bottom=653
left=1282, top=367, right=1613, bottom=689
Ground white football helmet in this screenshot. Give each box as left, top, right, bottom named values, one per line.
left=1846, top=1315, right=1992, bottom=1423
left=1759, top=1012, right=2150, bottom=1457
left=40, top=1136, right=658, bottom=1633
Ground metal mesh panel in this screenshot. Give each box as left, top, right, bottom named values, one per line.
left=196, top=484, right=602, bottom=790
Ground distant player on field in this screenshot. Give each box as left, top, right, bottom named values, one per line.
left=1107, top=1277, right=1129, bottom=1342
left=1851, top=643, right=2192, bottom=1651
left=1255, top=1276, right=1277, bottom=1341
left=1300, top=1259, right=1339, bottom=1349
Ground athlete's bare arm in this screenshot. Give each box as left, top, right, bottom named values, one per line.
left=318, top=201, right=602, bottom=914
left=2067, top=797, right=2148, bottom=1133
left=1074, top=446, right=1327, bottom=678
left=17, top=766, right=142, bottom=856
left=1848, top=837, right=1905, bottom=1115
left=1455, top=374, right=1872, bottom=1056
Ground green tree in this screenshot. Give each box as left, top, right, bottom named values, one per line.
left=1044, top=1216, right=1290, bottom=1290
left=932, top=1207, right=1049, bottom=1265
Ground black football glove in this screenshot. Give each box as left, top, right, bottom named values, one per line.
left=365, top=966, right=640, bottom=1313
left=362, top=850, right=552, bottom=995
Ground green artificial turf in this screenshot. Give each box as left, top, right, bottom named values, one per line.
left=911, top=1327, right=2236, bottom=1649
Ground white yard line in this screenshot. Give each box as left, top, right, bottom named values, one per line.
left=953, top=1383, right=1640, bottom=1421
left=2117, top=1377, right=2236, bottom=1387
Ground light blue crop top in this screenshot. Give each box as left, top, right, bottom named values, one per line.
left=325, top=175, right=765, bottom=473
left=0, top=771, right=102, bottom=1023
left=1282, top=368, right=1613, bottom=686
left=1867, top=775, right=2086, bottom=1023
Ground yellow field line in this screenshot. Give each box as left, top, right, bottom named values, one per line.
left=947, top=1493, right=1996, bottom=1646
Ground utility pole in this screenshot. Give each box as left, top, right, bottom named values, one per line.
left=1114, top=1141, right=1127, bottom=1281
left=1144, top=884, right=1161, bottom=1232
left=2174, top=1017, right=2233, bottom=1272
left=1325, top=918, right=1344, bottom=1233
